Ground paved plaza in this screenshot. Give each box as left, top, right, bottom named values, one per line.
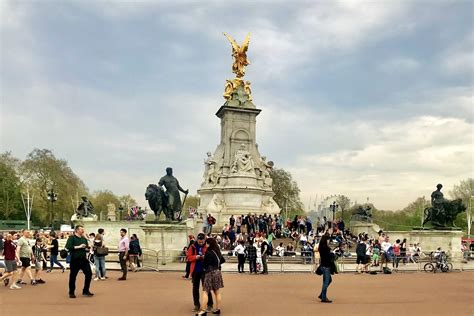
left=1, top=271, right=472, bottom=316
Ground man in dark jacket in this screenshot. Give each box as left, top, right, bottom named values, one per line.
left=65, top=225, right=93, bottom=298
left=186, top=233, right=213, bottom=312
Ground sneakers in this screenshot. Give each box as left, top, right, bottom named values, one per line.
left=10, top=284, right=21, bottom=290
left=37, top=279, right=46, bottom=284
left=82, top=292, right=94, bottom=297
left=192, top=307, right=200, bottom=312
left=31, top=280, right=37, bottom=286
left=100, top=277, right=106, bottom=280
left=16, top=280, right=27, bottom=285
left=4, top=278, right=10, bottom=287
left=93, top=277, right=99, bottom=281
left=69, top=293, right=76, bottom=298
left=46, top=269, right=52, bottom=273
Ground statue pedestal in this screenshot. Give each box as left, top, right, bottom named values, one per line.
left=350, top=221, right=383, bottom=237
left=141, top=222, right=189, bottom=264
left=408, top=229, right=464, bottom=259
left=71, top=214, right=98, bottom=223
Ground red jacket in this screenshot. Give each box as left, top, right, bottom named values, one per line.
left=186, top=243, right=208, bottom=277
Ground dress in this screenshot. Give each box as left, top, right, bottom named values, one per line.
left=202, top=249, right=225, bottom=292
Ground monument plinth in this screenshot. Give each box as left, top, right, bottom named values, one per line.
left=197, top=33, right=279, bottom=226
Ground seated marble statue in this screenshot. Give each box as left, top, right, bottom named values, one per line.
left=231, top=144, right=254, bottom=173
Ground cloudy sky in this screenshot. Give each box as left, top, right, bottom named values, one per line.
left=1, top=1, right=472, bottom=211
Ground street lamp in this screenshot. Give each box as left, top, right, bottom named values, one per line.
left=47, top=188, right=58, bottom=229
left=331, top=201, right=339, bottom=222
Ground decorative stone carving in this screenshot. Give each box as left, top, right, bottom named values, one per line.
left=202, top=152, right=220, bottom=186
left=231, top=144, right=255, bottom=174
left=107, top=203, right=117, bottom=221
left=259, top=156, right=274, bottom=188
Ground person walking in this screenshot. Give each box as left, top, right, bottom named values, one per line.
left=47, top=232, right=65, bottom=273
left=32, top=238, right=46, bottom=284
left=128, top=234, right=142, bottom=272
left=196, top=237, right=225, bottom=316
left=16, top=229, right=35, bottom=285
left=318, top=233, right=334, bottom=303
left=118, top=228, right=129, bottom=281
left=93, top=229, right=107, bottom=280
left=187, top=233, right=214, bottom=313
left=234, top=240, right=245, bottom=273
left=0, top=232, right=21, bottom=289
left=246, top=239, right=257, bottom=274
left=66, top=225, right=93, bottom=298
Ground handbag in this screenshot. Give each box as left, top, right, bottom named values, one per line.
left=315, top=265, right=323, bottom=275
left=96, top=246, right=109, bottom=256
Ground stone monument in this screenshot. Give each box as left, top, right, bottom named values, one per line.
left=106, top=203, right=117, bottom=221
left=71, top=196, right=98, bottom=221
left=197, top=33, right=280, bottom=226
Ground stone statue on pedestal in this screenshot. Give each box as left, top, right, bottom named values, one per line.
left=423, top=183, right=466, bottom=228
left=106, top=203, right=116, bottom=221
left=259, top=156, right=274, bottom=188
left=77, top=196, right=94, bottom=218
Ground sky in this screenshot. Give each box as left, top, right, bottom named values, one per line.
left=1, top=0, right=472, bottom=211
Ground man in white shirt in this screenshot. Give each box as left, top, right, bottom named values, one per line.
left=381, top=236, right=392, bottom=269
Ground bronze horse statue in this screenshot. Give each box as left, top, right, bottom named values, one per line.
left=423, top=199, right=465, bottom=228
left=145, top=184, right=174, bottom=221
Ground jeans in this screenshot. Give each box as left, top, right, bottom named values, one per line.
left=94, top=255, right=106, bottom=277
left=49, top=254, right=64, bottom=270
left=249, top=259, right=257, bottom=273
left=320, top=266, right=332, bottom=300
left=261, top=254, right=268, bottom=274
left=192, top=270, right=213, bottom=308
left=69, top=257, right=92, bottom=295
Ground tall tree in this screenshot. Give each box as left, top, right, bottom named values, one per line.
left=450, top=178, right=473, bottom=235
left=21, top=149, right=87, bottom=227
left=0, top=152, right=24, bottom=220
left=90, top=190, right=120, bottom=219
left=270, top=168, right=304, bottom=219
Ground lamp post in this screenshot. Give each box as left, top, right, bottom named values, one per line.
left=331, top=201, right=338, bottom=222
left=47, top=188, right=58, bottom=229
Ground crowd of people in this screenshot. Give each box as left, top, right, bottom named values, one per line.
left=0, top=226, right=143, bottom=294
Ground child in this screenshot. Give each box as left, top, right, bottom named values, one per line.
left=32, top=238, right=46, bottom=284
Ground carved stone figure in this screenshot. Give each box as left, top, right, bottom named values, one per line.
left=259, top=156, right=274, bottom=188
left=106, top=203, right=117, bottom=221
left=158, top=167, right=189, bottom=219
left=231, top=144, right=254, bottom=174
left=76, top=196, right=94, bottom=218
left=423, top=184, right=466, bottom=228
left=203, top=152, right=219, bottom=186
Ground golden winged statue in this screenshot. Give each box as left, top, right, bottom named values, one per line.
left=223, top=32, right=251, bottom=78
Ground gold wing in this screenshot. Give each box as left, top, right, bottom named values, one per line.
left=241, top=32, right=251, bottom=53
left=223, top=32, right=240, bottom=53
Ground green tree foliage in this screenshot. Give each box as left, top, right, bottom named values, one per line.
left=0, top=152, right=24, bottom=220
left=450, top=178, right=473, bottom=235
left=270, top=168, right=304, bottom=219
left=21, top=149, right=88, bottom=227
left=90, top=190, right=120, bottom=219
left=334, top=195, right=351, bottom=223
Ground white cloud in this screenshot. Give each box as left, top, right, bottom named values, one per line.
left=378, top=57, right=420, bottom=73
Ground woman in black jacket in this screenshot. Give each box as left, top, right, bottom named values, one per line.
left=197, top=237, right=225, bottom=316
left=318, top=233, right=333, bottom=303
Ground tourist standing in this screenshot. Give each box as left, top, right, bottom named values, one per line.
left=93, top=229, right=107, bottom=280
left=246, top=239, right=257, bottom=274
left=0, top=232, right=21, bottom=289
left=318, top=233, right=334, bottom=303
left=197, top=237, right=225, bottom=316
left=234, top=240, right=245, bottom=273
left=118, top=228, right=129, bottom=280
left=187, top=233, right=213, bottom=313
left=66, top=225, right=93, bottom=298
left=260, top=237, right=269, bottom=275
left=16, top=229, right=35, bottom=285
left=47, top=232, right=65, bottom=273
left=183, top=235, right=195, bottom=279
